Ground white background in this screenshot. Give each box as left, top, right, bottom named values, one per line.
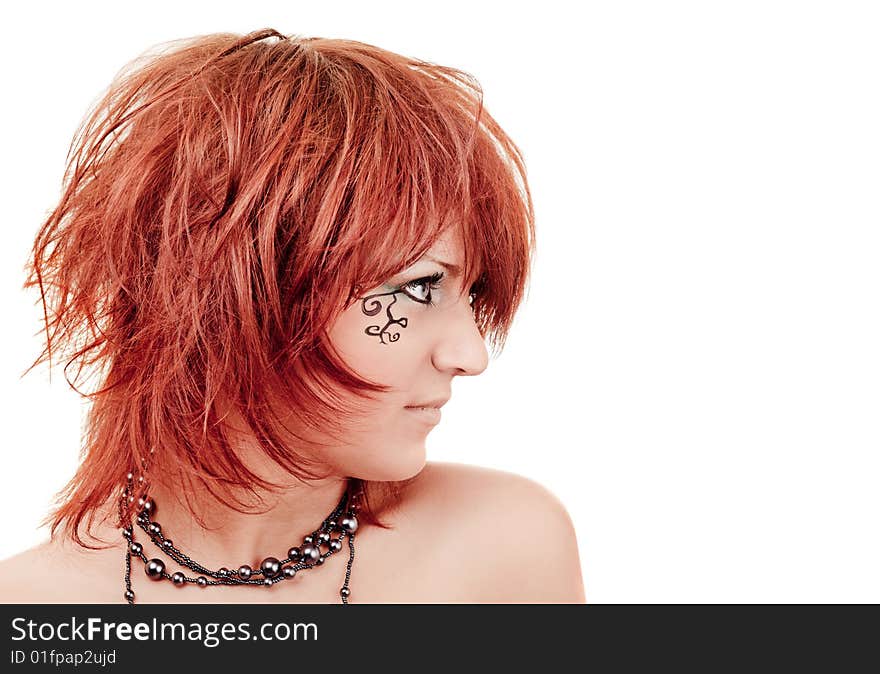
left=2, top=1, right=878, bottom=603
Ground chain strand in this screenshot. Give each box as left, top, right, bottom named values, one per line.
left=121, top=473, right=360, bottom=605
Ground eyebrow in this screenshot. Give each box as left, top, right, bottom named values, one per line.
left=425, top=256, right=462, bottom=277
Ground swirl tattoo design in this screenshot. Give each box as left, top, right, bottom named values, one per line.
left=360, top=290, right=409, bottom=345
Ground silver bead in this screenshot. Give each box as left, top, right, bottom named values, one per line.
left=129, top=542, right=142, bottom=555
left=237, top=565, right=252, bottom=580
left=263, top=578, right=273, bottom=586
left=196, top=576, right=208, bottom=587
left=287, top=547, right=301, bottom=561
left=282, top=566, right=297, bottom=579
left=303, top=535, right=314, bottom=545
left=126, top=472, right=134, bottom=481
left=341, top=515, right=358, bottom=533
left=301, top=544, right=320, bottom=565
left=318, top=532, right=331, bottom=544
left=261, top=557, right=281, bottom=578
left=171, top=572, right=186, bottom=586
left=340, top=587, right=351, bottom=598
left=139, top=497, right=155, bottom=516
left=329, top=540, right=342, bottom=552
left=145, top=558, right=165, bottom=580
left=218, top=567, right=229, bottom=577
left=315, top=555, right=326, bottom=566
left=148, top=522, right=161, bottom=535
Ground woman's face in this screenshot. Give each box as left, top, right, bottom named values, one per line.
left=322, top=227, right=489, bottom=481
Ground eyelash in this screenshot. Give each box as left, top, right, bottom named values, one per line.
left=399, top=272, right=481, bottom=307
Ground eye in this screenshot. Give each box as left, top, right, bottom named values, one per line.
left=468, top=276, right=486, bottom=307
left=399, top=271, right=445, bottom=306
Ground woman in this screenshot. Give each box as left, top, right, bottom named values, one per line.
left=0, top=28, right=585, bottom=603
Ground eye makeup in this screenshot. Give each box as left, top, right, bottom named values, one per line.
left=398, top=271, right=445, bottom=306
left=396, top=271, right=483, bottom=308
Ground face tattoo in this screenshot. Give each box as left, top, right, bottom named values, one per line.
left=359, top=289, right=410, bottom=345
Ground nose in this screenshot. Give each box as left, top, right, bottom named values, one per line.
left=430, top=297, right=489, bottom=376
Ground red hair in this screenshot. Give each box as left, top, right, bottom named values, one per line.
left=24, top=28, right=535, bottom=548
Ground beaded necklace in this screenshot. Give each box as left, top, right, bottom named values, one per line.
left=118, top=473, right=360, bottom=605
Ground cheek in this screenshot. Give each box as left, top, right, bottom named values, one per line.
left=328, top=300, right=424, bottom=385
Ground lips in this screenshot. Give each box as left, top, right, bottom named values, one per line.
left=404, top=406, right=442, bottom=424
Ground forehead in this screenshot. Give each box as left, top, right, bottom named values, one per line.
left=423, top=227, right=464, bottom=262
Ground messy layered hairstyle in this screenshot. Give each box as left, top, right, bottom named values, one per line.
left=24, top=28, right=535, bottom=548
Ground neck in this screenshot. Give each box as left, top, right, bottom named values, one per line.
left=122, top=400, right=358, bottom=568
left=132, top=473, right=351, bottom=571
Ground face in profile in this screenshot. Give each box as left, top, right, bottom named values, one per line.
left=321, top=226, right=489, bottom=482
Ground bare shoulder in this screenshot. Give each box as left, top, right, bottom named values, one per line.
left=0, top=535, right=122, bottom=604
left=0, top=540, right=58, bottom=602
left=400, top=462, right=586, bottom=603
